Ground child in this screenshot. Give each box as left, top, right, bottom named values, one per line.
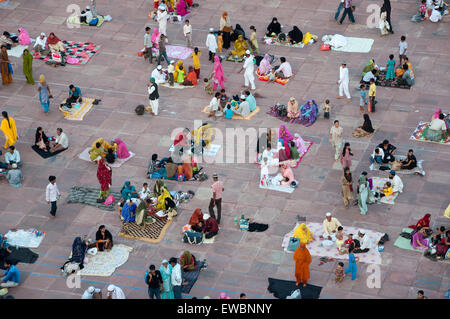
left=398, top=35, right=407, bottom=66
left=204, top=74, right=213, bottom=95
left=249, top=26, right=260, bottom=55
left=289, top=141, right=300, bottom=160
left=208, top=92, right=221, bottom=120
left=322, top=99, right=331, bottom=119
left=344, top=233, right=354, bottom=250
left=183, top=19, right=192, bottom=48
left=334, top=262, right=345, bottom=283
left=219, top=89, right=228, bottom=108
left=268, top=68, right=276, bottom=82
left=224, top=104, right=233, bottom=119
left=191, top=47, right=201, bottom=79
left=368, top=78, right=376, bottom=113
left=177, top=65, right=185, bottom=83
left=336, top=226, right=345, bottom=254
left=359, top=85, right=367, bottom=113
left=147, top=154, right=160, bottom=177
left=386, top=54, right=396, bottom=81
left=217, top=31, right=223, bottom=53
left=375, top=181, right=392, bottom=202
left=344, top=247, right=359, bottom=280
left=168, top=60, right=175, bottom=86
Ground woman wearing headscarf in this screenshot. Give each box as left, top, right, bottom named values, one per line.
left=266, top=17, right=281, bottom=36
left=299, top=99, right=319, bottom=127
left=212, top=56, right=226, bottom=90
left=293, top=133, right=307, bottom=155
left=380, top=0, right=393, bottom=34
left=121, top=199, right=137, bottom=223
left=293, top=243, right=312, bottom=287
left=18, top=27, right=31, bottom=45
left=281, top=164, right=295, bottom=186
left=278, top=124, right=293, bottom=160
left=357, top=174, right=370, bottom=215
left=287, top=26, right=303, bottom=44
left=287, top=97, right=300, bottom=119
left=37, top=74, right=52, bottom=113
left=160, top=260, right=174, bottom=299
left=352, top=113, right=375, bottom=137
left=431, top=108, right=442, bottom=121
left=231, top=34, right=248, bottom=58
left=408, top=214, right=431, bottom=230
left=97, top=158, right=112, bottom=203
left=107, top=284, right=126, bottom=299
left=293, top=223, right=314, bottom=244
left=121, top=181, right=138, bottom=200
left=180, top=250, right=196, bottom=271
left=69, top=237, right=87, bottom=267
left=0, top=46, right=13, bottom=85
left=22, top=49, right=34, bottom=84
left=258, top=54, right=272, bottom=75
left=230, top=24, right=246, bottom=42
left=165, top=196, right=177, bottom=220
left=153, top=180, right=167, bottom=197
left=341, top=167, right=354, bottom=208
left=113, top=138, right=130, bottom=159
left=95, top=225, right=113, bottom=251
left=219, top=12, right=232, bottom=49
left=189, top=208, right=204, bottom=232
left=176, top=0, right=189, bottom=16
left=151, top=27, right=160, bottom=51
left=47, top=32, right=65, bottom=54
left=181, top=158, right=193, bottom=180
left=156, top=187, right=173, bottom=210
left=340, top=142, right=353, bottom=169
left=361, top=59, right=379, bottom=77
left=35, top=127, right=50, bottom=151
left=1, top=111, right=17, bottom=149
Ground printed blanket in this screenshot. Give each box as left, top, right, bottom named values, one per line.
left=5, top=229, right=45, bottom=248
left=32, top=41, right=100, bottom=65
left=59, top=98, right=95, bottom=121
left=256, top=68, right=292, bottom=85
left=166, top=45, right=193, bottom=60
left=410, top=121, right=450, bottom=145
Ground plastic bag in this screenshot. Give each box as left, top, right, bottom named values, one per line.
left=286, top=289, right=302, bottom=299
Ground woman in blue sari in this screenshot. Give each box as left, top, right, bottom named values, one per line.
left=159, top=259, right=174, bottom=299
left=299, top=99, right=318, bottom=127
left=357, top=173, right=375, bottom=215
left=121, top=199, right=136, bottom=223
left=121, top=181, right=138, bottom=200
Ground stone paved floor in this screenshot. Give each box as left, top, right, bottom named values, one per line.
left=0, top=0, right=449, bottom=299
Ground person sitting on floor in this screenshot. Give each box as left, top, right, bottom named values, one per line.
left=139, top=183, right=151, bottom=201
left=258, top=54, right=273, bottom=75
left=0, top=32, right=15, bottom=50
left=395, top=56, right=414, bottom=77
left=320, top=212, right=342, bottom=241
left=67, top=84, right=82, bottom=105
left=202, top=213, right=219, bottom=239
left=136, top=198, right=156, bottom=228
left=423, top=113, right=447, bottom=142
left=299, top=99, right=318, bottom=125
left=121, top=181, right=139, bottom=201
left=47, top=32, right=66, bottom=66
left=94, top=225, right=113, bottom=251
left=33, top=32, right=48, bottom=55
left=89, top=142, right=105, bottom=162
left=411, top=226, right=431, bottom=251
left=151, top=65, right=167, bottom=84
left=49, top=128, right=69, bottom=153
left=180, top=251, right=196, bottom=271
left=105, top=148, right=115, bottom=164
left=164, top=157, right=178, bottom=179
left=289, top=141, right=300, bottom=160
left=164, top=196, right=177, bottom=220
left=189, top=208, right=204, bottom=232
left=293, top=223, right=314, bottom=244
left=35, top=127, right=50, bottom=152
left=353, top=114, right=375, bottom=138
left=398, top=63, right=415, bottom=86
left=183, top=66, right=198, bottom=86
left=374, top=181, right=392, bottom=201
left=377, top=139, right=396, bottom=163
left=224, top=104, right=233, bottom=119
left=281, top=164, right=295, bottom=186
left=156, top=186, right=173, bottom=211
left=6, top=163, right=22, bottom=188
left=147, top=154, right=160, bottom=178
left=287, top=97, right=300, bottom=119
left=244, top=90, right=256, bottom=112
left=208, top=92, right=221, bottom=120
left=113, top=138, right=130, bottom=159
left=409, top=213, right=431, bottom=230
left=80, top=5, right=99, bottom=26
left=363, top=70, right=377, bottom=83
left=369, top=147, right=384, bottom=167
left=361, top=59, right=379, bottom=78
left=5, top=146, right=21, bottom=168
left=265, top=17, right=282, bottom=36
left=121, top=199, right=137, bottom=223
left=233, top=95, right=251, bottom=117
left=436, top=230, right=450, bottom=260
left=400, top=149, right=417, bottom=170
left=275, top=57, right=293, bottom=79
left=388, top=170, right=403, bottom=194
left=0, top=261, right=20, bottom=289
left=231, top=35, right=248, bottom=58
left=287, top=26, right=303, bottom=44
left=352, top=231, right=373, bottom=254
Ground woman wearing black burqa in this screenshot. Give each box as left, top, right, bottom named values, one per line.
left=380, top=0, right=394, bottom=34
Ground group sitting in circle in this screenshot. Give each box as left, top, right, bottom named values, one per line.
left=35, top=127, right=69, bottom=153
left=208, top=89, right=257, bottom=120
left=272, top=97, right=318, bottom=126
left=89, top=138, right=130, bottom=164
left=147, top=153, right=201, bottom=181
left=187, top=208, right=219, bottom=239
left=258, top=55, right=293, bottom=80
left=361, top=58, right=415, bottom=86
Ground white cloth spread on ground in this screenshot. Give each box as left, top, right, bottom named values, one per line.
left=323, top=34, right=374, bottom=53
left=78, top=147, right=135, bottom=168
left=5, top=229, right=45, bottom=248
left=79, top=244, right=132, bottom=277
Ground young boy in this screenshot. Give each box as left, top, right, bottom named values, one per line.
left=46, top=175, right=60, bottom=218
left=219, top=89, right=228, bottom=108
left=206, top=28, right=217, bottom=62
left=168, top=60, right=175, bottom=86
left=334, top=262, right=345, bottom=283
left=217, top=31, right=223, bottom=54
left=208, top=92, right=221, bottom=120
left=368, top=78, right=376, bottom=113
left=183, top=19, right=192, bottom=48
left=322, top=99, right=331, bottom=119
left=398, top=35, right=407, bottom=66
left=191, top=47, right=201, bottom=79
left=375, top=181, right=392, bottom=202
left=360, top=84, right=368, bottom=113
left=204, top=74, right=213, bottom=95
left=249, top=26, right=260, bottom=55
left=147, top=154, right=160, bottom=177
left=144, top=26, right=153, bottom=64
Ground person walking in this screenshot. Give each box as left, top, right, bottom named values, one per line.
left=337, top=62, right=351, bottom=101
left=209, top=173, right=224, bottom=224
left=183, top=19, right=192, bottom=48
left=22, top=49, right=34, bottom=84
left=156, top=4, right=168, bottom=36
left=38, top=75, right=52, bottom=113
left=368, top=78, right=376, bottom=112
left=148, top=77, right=159, bottom=116
left=238, top=50, right=256, bottom=91
left=96, top=158, right=112, bottom=203
left=339, top=0, right=355, bottom=24
left=143, top=26, right=154, bottom=64
left=205, top=28, right=217, bottom=62
left=344, top=247, right=359, bottom=280
left=380, top=0, right=393, bottom=34
left=329, top=120, right=343, bottom=162
left=46, top=175, right=60, bottom=218
left=157, top=34, right=170, bottom=66
left=334, top=0, right=345, bottom=21
left=145, top=264, right=163, bottom=299
left=1, top=111, right=17, bottom=149
left=169, top=257, right=182, bottom=299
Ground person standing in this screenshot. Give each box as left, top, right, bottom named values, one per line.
left=238, top=50, right=256, bottom=90
left=293, top=243, right=312, bottom=287
left=38, top=75, right=52, bottom=113
left=169, top=257, right=182, bottom=299
left=0, top=46, right=13, bottom=85
left=148, top=77, right=159, bottom=116
left=96, top=158, right=112, bottom=203
left=183, top=19, right=192, bottom=48
left=380, top=0, right=393, bottom=34
left=1, top=111, right=17, bottom=149
left=191, top=47, right=201, bottom=79
left=143, top=26, right=154, bottom=64
left=205, top=28, right=217, bottom=62
left=339, top=0, right=355, bottom=24
left=368, top=78, right=376, bottom=112
left=219, top=12, right=232, bottom=50
left=212, top=56, right=226, bottom=91
left=156, top=5, right=168, bottom=36
left=22, top=49, right=34, bottom=85
left=249, top=26, right=260, bottom=55
left=337, top=62, right=351, bottom=101
left=398, top=35, right=407, bottom=66
left=340, top=142, right=353, bottom=169
left=334, top=0, right=345, bottom=21
left=209, top=173, right=224, bottom=224
left=329, top=120, right=343, bottom=162
left=145, top=264, right=163, bottom=299
left=160, top=260, right=174, bottom=299
left=158, top=34, right=170, bottom=66
left=46, top=175, right=60, bottom=218
left=341, top=167, right=354, bottom=208
left=344, top=247, right=359, bottom=280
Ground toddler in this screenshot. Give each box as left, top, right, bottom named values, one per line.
left=322, top=99, right=331, bottom=119
left=334, top=262, right=345, bottom=283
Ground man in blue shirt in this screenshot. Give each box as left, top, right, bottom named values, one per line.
left=244, top=90, right=257, bottom=112
left=4, top=146, right=21, bottom=168
left=0, top=262, right=20, bottom=288
left=67, top=84, right=83, bottom=105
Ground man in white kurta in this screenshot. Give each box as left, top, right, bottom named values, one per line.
left=337, top=62, right=351, bottom=100
left=151, top=65, right=167, bottom=84
left=148, top=78, right=159, bottom=116
left=205, top=28, right=217, bottom=62
left=156, top=6, right=168, bottom=36
left=239, top=50, right=255, bottom=90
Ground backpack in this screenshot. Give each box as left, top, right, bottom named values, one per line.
left=183, top=231, right=203, bottom=245
left=135, top=104, right=145, bottom=115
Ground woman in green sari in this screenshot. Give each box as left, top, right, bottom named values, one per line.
left=160, top=260, right=174, bottom=299
left=22, top=49, right=34, bottom=84
left=357, top=172, right=375, bottom=215
left=361, top=59, right=379, bottom=77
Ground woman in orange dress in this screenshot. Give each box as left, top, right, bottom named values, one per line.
left=293, top=243, right=312, bottom=287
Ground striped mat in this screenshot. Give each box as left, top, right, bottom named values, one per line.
left=67, top=186, right=121, bottom=211
left=118, top=217, right=172, bottom=244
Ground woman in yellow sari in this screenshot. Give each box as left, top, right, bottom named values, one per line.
left=173, top=60, right=185, bottom=81
left=1, top=111, right=17, bottom=149
left=192, top=123, right=215, bottom=148
left=156, top=187, right=173, bottom=211
left=231, top=35, right=248, bottom=58
left=293, top=223, right=314, bottom=244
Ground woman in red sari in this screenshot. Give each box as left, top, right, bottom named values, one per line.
left=293, top=243, right=312, bottom=287
left=97, top=158, right=112, bottom=203
left=188, top=208, right=204, bottom=232
left=408, top=213, right=431, bottom=230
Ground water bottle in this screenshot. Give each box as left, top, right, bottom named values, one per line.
left=234, top=216, right=238, bottom=225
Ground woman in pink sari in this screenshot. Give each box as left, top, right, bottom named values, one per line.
left=258, top=54, right=272, bottom=75
left=176, top=0, right=189, bottom=16
left=151, top=28, right=160, bottom=52
left=293, top=133, right=307, bottom=155
left=281, top=164, right=295, bottom=186
left=18, top=27, right=31, bottom=45
left=212, top=56, right=226, bottom=90
left=278, top=124, right=293, bottom=161
left=114, top=138, right=130, bottom=159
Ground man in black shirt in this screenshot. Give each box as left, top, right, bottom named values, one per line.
left=146, top=264, right=163, bottom=299
left=400, top=149, right=417, bottom=170
left=377, top=139, right=396, bottom=163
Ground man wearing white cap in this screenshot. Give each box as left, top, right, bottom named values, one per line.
left=337, top=61, right=351, bottom=101
left=81, top=286, right=101, bottom=299
left=206, top=28, right=218, bottom=62
left=106, top=284, right=126, bottom=299
left=238, top=50, right=256, bottom=90
left=320, top=212, right=342, bottom=241
left=233, top=94, right=251, bottom=118
left=34, top=32, right=48, bottom=55
left=6, top=163, right=22, bottom=188
left=157, top=4, right=168, bottom=37
left=80, top=5, right=98, bottom=25
left=151, top=65, right=167, bottom=84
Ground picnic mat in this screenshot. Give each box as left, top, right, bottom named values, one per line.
left=263, top=35, right=315, bottom=48
left=267, top=278, right=322, bottom=299
left=31, top=41, right=100, bottom=65
left=256, top=68, right=292, bottom=85
left=78, top=147, right=135, bottom=167
left=373, top=70, right=411, bottom=89
left=67, top=186, right=121, bottom=211
left=202, top=234, right=216, bottom=244
left=225, top=55, right=245, bottom=63
left=370, top=156, right=425, bottom=176
left=181, top=261, right=205, bottom=294
left=5, top=229, right=45, bottom=248
left=169, top=143, right=222, bottom=158
left=282, top=222, right=384, bottom=264
left=79, top=244, right=132, bottom=277
left=201, top=105, right=260, bottom=120
left=67, top=14, right=105, bottom=27
left=160, top=82, right=195, bottom=89
left=332, top=37, right=374, bottom=53
left=267, top=105, right=316, bottom=127
left=166, top=45, right=193, bottom=60
left=59, top=98, right=95, bottom=120
left=1, top=248, right=38, bottom=268
left=352, top=127, right=379, bottom=138
left=259, top=183, right=295, bottom=193
left=118, top=217, right=172, bottom=243
left=7, top=45, right=28, bottom=58
left=393, top=228, right=417, bottom=251
left=410, top=121, right=450, bottom=145
left=279, top=140, right=314, bottom=169
left=31, top=145, right=66, bottom=159
left=371, top=177, right=399, bottom=204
